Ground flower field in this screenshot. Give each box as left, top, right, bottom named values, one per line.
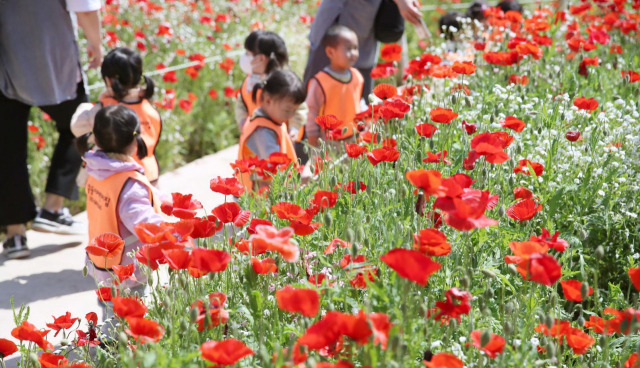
left=6, top=0, right=640, bottom=367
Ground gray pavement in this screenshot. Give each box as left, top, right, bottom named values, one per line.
left=0, top=145, right=237, bottom=367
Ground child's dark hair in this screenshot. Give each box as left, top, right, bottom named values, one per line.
left=466, top=0, right=487, bottom=21
left=439, top=12, right=463, bottom=41
left=101, top=47, right=154, bottom=102
left=322, top=24, right=356, bottom=49
left=252, top=69, right=306, bottom=105
left=249, top=31, right=288, bottom=75
left=497, top=0, right=523, bottom=13
left=244, top=30, right=264, bottom=52
left=76, top=105, right=148, bottom=158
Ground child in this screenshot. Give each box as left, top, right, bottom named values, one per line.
left=496, top=0, right=523, bottom=13
left=439, top=1, right=488, bottom=63
left=76, top=105, right=164, bottom=289
left=305, top=25, right=364, bottom=147
left=72, top=47, right=161, bottom=185
left=237, top=69, right=306, bottom=192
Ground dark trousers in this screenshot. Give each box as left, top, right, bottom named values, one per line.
left=0, top=82, right=88, bottom=225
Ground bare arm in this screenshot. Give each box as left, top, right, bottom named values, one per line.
left=76, top=11, right=103, bottom=69
left=393, top=0, right=423, bottom=25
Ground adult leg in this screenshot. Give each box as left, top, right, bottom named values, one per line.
left=39, top=81, right=89, bottom=207
left=0, top=91, right=35, bottom=229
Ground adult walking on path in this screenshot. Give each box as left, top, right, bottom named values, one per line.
left=0, top=0, right=102, bottom=259
left=302, top=0, right=423, bottom=99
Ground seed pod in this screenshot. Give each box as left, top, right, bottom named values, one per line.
left=180, top=319, right=189, bottom=331
left=111, top=285, right=118, bottom=298
left=581, top=282, right=590, bottom=300
left=323, top=212, right=333, bottom=227
left=545, top=314, right=554, bottom=329
left=577, top=316, right=585, bottom=327
left=345, top=229, right=356, bottom=244
left=503, top=321, right=513, bottom=334
left=60, top=338, right=69, bottom=346
left=599, top=335, right=607, bottom=347
left=548, top=293, right=557, bottom=305
left=481, top=269, right=497, bottom=279
left=546, top=342, right=556, bottom=358
left=82, top=265, right=88, bottom=277
left=350, top=242, right=359, bottom=259
left=329, top=176, right=338, bottom=188
left=481, top=330, right=491, bottom=347
left=451, top=94, right=457, bottom=105
left=497, top=205, right=506, bottom=217
left=595, top=245, right=605, bottom=259
left=460, top=276, right=471, bottom=289
left=148, top=274, right=154, bottom=287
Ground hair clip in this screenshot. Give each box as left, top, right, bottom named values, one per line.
left=133, top=131, right=138, bottom=136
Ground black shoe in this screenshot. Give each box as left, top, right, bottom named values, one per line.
left=32, top=208, right=86, bottom=235
left=2, top=235, right=30, bottom=259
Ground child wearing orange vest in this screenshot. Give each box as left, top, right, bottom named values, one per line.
left=237, top=69, right=307, bottom=192
left=305, top=25, right=364, bottom=147
left=71, top=47, right=162, bottom=185
left=236, top=31, right=307, bottom=140
left=76, top=105, right=164, bottom=289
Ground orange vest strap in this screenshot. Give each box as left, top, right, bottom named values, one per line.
left=240, top=76, right=261, bottom=118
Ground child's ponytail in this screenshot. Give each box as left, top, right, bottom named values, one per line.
left=135, top=131, right=149, bottom=158
left=253, top=69, right=306, bottom=105
left=142, top=75, right=155, bottom=100
left=251, top=81, right=265, bottom=104
left=110, top=78, right=128, bottom=101
left=101, top=47, right=147, bottom=102
left=75, top=133, right=93, bottom=155
left=265, top=52, right=281, bottom=75
left=253, top=32, right=289, bottom=75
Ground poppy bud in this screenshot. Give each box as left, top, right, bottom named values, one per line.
left=350, top=242, right=359, bottom=260
left=29, top=353, right=39, bottom=365
left=635, top=340, right=640, bottom=354
left=595, top=245, right=604, bottom=258
left=180, top=319, right=189, bottom=331
left=345, top=229, right=356, bottom=244
left=565, top=131, right=581, bottom=141
left=368, top=94, right=376, bottom=104
left=60, top=338, right=69, bottom=346
left=480, top=330, right=491, bottom=347
left=163, top=296, right=172, bottom=309
left=357, top=226, right=365, bottom=243
left=581, top=282, right=590, bottom=300
left=549, top=293, right=557, bottom=305
left=508, top=264, right=518, bottom=275
left=461, top=276, right=470, bottom=289
left=599, top=335, right=607, bottom=347
left=465, top=97, right=472, bottom=108
left=111, top=285, right=118, bottom=298
left=574, top=304, right=582, bottom=313
left=490, top=114, right=495, bottom=124
left=546, top=342, right=556, bottom=358
left=415, top=193, right=425, bottom=217
left=189, top=306, right=199, bottom=324
left=497, top=205, right=506, bottom=217
left=481, top=269, right=496, bottom=279
left=545, top=314, right=554, bottom=329
left=82, top=265, right=88, bottom=277
left=560, top=112, right=565, bottom=120
left=580, top=229, right=589, bottom=241
left=323, top=212, right=333, bottom=227
left=482, top=307, right=491, bottom=316
left=577, top=315, right=585, bottom=327
left=505, top=301, right=515, bottom=314
left=329, top=176, right=338, bottom=188
left=148, top=274, right=155, bottom=287
left=485, top=288, right=494, bottom=299
left=451, top=94, right=457, bottom=104
left=449, top=318, right=458, bottom=330
left=503, top=321, right=513, bottom=334
left=375, top=132, right=383, bottom=144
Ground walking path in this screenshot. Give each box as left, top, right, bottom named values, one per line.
left=0, top=145, right=238, bottom=368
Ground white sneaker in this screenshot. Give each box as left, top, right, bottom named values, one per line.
left=2, top=235, right=30, bottom=259
left=32, top=208, right=87, bottom=235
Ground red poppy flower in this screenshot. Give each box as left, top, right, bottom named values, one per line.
left=39, top=352, right=68, bottom=368
left=565, top=327, right=595, bottom=354
left=379, top=98, right=410, bottom=121
left=272, top=202, right=306, bottom=221
left=629, top=267, right=640, bottom=291
left=424, top=352, right=464, bottom=368
left=95, top=286, right=118, bottom=302
left=247, top=218, right=273, bottom=235
left=405, top=169, right=444, bottom=197
left=189, top=248, right=230, bottom=274
left=200, top=339, right=254, bottom=365
left=324, top=238, right=351, bottom=255
left=191, top=293, right=229, bottom=332
left=430, top=107, right=458, bottom=124
left=85, top=232, right=125, bottom=265
left=423, top=150, right=451, bottom=165
left=501, top=116, right=526, bottom=133
left=573, top=96, right=598, bottom=111
left=249, top=225, right=299, bottom=262
left=560, top=279, right=593, bottom=301
left=340, top=181, right=367, bottom=194
left=462, top=120, right=477, bottom=135
left=513, top=186, right=533, bottom=200
left=0, top=338, right=18, bottom=359
left=159, top=248, right=189, bottom=270
left=507, top=198, right=543, bottom=222
left=276, top=286, right=320, bottom=317
left=112, top=297, right=147, bottom=319
left=519, top=253, right=561, bottom=286
left=440, top=189, right=499, bottom=231
left=373, top=83, right=398, bottom=100
left=380, top=43, right=402, bottom=61
left=289, top=220, right=321, bottom=236
left=136, top=243, right=182, bottom=271
left=296, top=312, right=343, bottom=350
left=210, top=176, right=244, bottom=196
left=46, top=312, right=78, bottom=337
left=11, top=321, right=53, bottom=351
left=161, top=192, right=203, bottom=219
left=431, top=287, right=472, bottom=324
left=508, top=74, right=529, bottom=85
left=316, top=115, right=343, bottom=130
left=251, top=257, right=277, bottom=274
left=369, top=312, right=392, bottom=350
left=513, top=159, right=544, bottom=176
left=311, top=190, right=338, bottom=210
left=451, top=61, right=476, bottom=75
left=415, top=123, right=438, bottom=138
left=366, top=146, right=399, bottom=166
left=470, top=330, right=506, bottom=358
left=566, top=131, right=582, bottom=141
left=112, top=264, right=135, bottom=284
left=470, top=132, right=513, bottom=164
left=345, top=143, right=367, bottom=158
left=211, top=202, right=250, bottom=227
left=622, top=70, right=640, bottom=83
left=483, top=50, right=520, bottom=66
left=316, top=362, right=353, bottom=368
left=413, top=228, right=451, bottom=256
left=625, top=353, right=639, bottom=367
left=125, top=317, right=164, bottom=344
left=380, top=248, right=441, bottom=286
left=191, top=217, right=220, bottom=238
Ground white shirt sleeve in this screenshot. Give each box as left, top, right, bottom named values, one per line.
left=66, top=0, right=102, bottom=12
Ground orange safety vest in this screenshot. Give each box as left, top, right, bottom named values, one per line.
left=311, top=67, right=364, bottom=140
left=240, top=75, right=262, bottom=119
left=237, top=116, right=297, bottom=192
left=86, top=170, right=161, bottom=270
left=100, top=97, right=162, bottom=182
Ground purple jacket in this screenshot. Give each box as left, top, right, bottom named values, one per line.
left=84, top=150, right=164, bottom=288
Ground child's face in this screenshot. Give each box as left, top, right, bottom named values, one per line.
left=326, top=32, right=359, bottom=70
left=262, top=95, right=299, bottom=123
left=247, top=51, right=269, bottom=75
